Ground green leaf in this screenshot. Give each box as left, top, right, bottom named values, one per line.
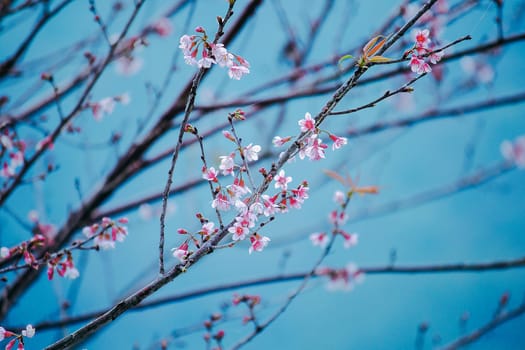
left=337, top=54, right=354, bottom=69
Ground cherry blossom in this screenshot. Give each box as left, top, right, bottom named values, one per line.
left=340, top=231, right=358, bottom=249
left=1, top=162, right=14, bottom=178
left=413, top=29, right=431, bottom=48
left=310, top=232, right=329, bottom=248
left=304, top=134, right=327, bottom=161
left=228, top=222, right=249, bottom=241
left=228, top=64, right=250, bottom=80
left=199, top=222, right=216, bottom=239
left=329, top=134, right=348, bottom=150
left=212, top=43, right=234, bottom=67
left=219, top=153, right=236, bottom=176
left=333, top=190, right=345, bottom=205
left=274, top=169, right=292, bottom=190
left=249, top=234, right=270, bottom=254
left=172, top=242, right=190, bottom=263
left=202, top=166, right=219, bottom=182
left=197, top=49, right=216, bottom=68
left=501, top=136, right=525, bottom=168
left=272, top=135, right=291, bottom=147
left=227, top=178, right=251, bottom=199
left=298, top=112, right=315, bottom=132
left=329, top=210, right=348, bottom=226
left=115, top=55, right=143, bottom=76
left=35, top=136, right=54, bottom=151
left=211, top=193, right=231, bottom=211
left=21, top=325, right=35, bottom=338
left=152, top=17, right=172, bottom=37
left=91, top=97, right=115, bottom=121
left=244, top=143, right=261, bottom=162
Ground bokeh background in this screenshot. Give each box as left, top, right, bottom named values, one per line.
left=1, top=0, right=525, bottom=349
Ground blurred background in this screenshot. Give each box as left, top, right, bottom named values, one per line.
left=1, top=0, right=525, bottom=349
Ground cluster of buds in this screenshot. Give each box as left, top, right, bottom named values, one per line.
left=202, top=313, right=225, bottom=349
left=232, top=294, right=261, bottom=325
left=0, top=234, right=47, bottom=269
left=406, top=29, right=444, bottom=74
left=179, top=26, right=250, bottom=79
left=82, top=217, right=129, bottom=250
left=46, top=251, right=79, bottom=280
left=0, top=325, right=35, bottom=350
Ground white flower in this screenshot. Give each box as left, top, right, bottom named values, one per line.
left=22, top=324, right=35, bottom=338
left=228, top=64, right=250, bottom=80
left=244, top=143, right=261, bottom=162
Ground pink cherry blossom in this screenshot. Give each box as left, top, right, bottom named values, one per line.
left=329, top=134, right=348, bottom=150
left=261, top=194, right=279, bottom=216
left=244, top=143, right=261, bottom=162
left=329, top=210, right=348, bottom=226
left=199, top=222, right=216, bottom=238
left=197, top=49, right=216, bottom=68
left=35, top=136, right=54, bottom=151
left=305, top=134, right=327, bottom=161
left=227, top=178, right=251, bottom=199
left=291, top=183, right=309, bottom=203
left=298, top=112, right=315, bottom=132
left=274, top=169, right=292, bottom=190
left=212, top=43, right=234, bottom=67
left=429, top=49, right=444, bottom=64
left=310, top=232, right=329, bottom=248
left=202, top=166, right=219, bottom=182
left=228, top=222, right=249, bottom=241
left=219, top=153, right=236, bottom=176
left=91, top=97, right=115, bottom=121
left=1, top=162, right=14, bottom=178
left=172, top=242, right=189, bottom=263
left=249, top=234, right=270, bottom=254
left=333, top=190, right=345, bottom=205
left=413, top=29, right=431, bottom=48
left=501, top=136, right=525, bottom=168
left=228, top=64, right=250, bottom=80
left=340, top=231, right=358, bottom=248
left=212, top=193, right=231, bottom=211
left=152, top=17, right=172, bottom=37
left=272, top=136, right=291, bottom=147
left=115, top=55, right=143, bottom=76
left=179, top=34, right=194, bottom=55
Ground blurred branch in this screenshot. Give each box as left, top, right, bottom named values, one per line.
left=440, top=302, right=525, bottom=350
left=0, top=0, right=74, bottom=78
left=14, top=255, right=525, bottom=332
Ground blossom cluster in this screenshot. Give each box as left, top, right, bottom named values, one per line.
left=273, top=112, right=348, bottom=162
left=179, top=26, right=250, bottom=80
left=0, top=324, right=35, bottom=350
left=316, top=263, right=364, bottom=291
left=407, top=29, right=444, bottom=74
left=47, top=251, right=79, bottom=280
left=0, top=234, right=47, bottom=268
left=82, top=217, right=129, bottom=250
left=232, top=293, right=262, bottom=325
